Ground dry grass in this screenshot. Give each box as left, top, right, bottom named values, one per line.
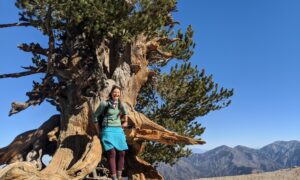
left=197, top=167, right=300, bottom=180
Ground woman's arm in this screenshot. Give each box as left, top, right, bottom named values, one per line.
left=93, top=101, right=107, bottom=133
left=121, top=115, right=128, bottom=128
left=121, top=103, right=128, bottom=128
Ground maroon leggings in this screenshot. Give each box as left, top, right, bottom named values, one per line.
left=107, top=148, right=125, bottom=175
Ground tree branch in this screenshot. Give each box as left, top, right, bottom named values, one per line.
left=156, top=48, right=173, bottom=58
left=9, top=101, right=39, bottom=116
left=7, top=73, right=60, bottom=116
left=146, top=40, right=173, bottom=63
left=0, top=22, right=31, bottom=28
left=0, top=67, right=46, bottom=79
left=157, top=37, right=180, bottom=43
left=126, top=111, right=205, bottom=145
left=18, top=43, right=48, bottom=56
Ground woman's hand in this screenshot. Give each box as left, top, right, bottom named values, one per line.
left=121, top=115, right=128, bottom=128
left=121, top=121, right=128, bottom=128
left=94, top=122, right=100, bottom=134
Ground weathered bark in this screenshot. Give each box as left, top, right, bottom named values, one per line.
left=41, top=102, right=101, bottom=179
left=0, top=162, right=68, bottom=180
left=0, top=104, right=101, bottom=179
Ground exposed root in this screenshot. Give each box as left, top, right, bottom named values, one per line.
left=0, top=130, right=35, bottom=165
left=26, top=148, right=44, bottom=170
left=67, top=136, right=102, bottom=180
left=0, top=162, right=68, bottom=180
left=0, top=115, right=60, bottom=165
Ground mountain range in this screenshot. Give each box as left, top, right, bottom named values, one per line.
left=157, top=140, right=300, bottom=180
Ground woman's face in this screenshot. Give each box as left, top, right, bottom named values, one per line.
left=111, top=88, right=121, bottom=101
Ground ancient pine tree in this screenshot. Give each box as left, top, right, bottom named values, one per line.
left=0, top=0, right=233, bottom=179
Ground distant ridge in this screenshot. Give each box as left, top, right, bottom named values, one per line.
left=157, top=140, right=300, bottom=180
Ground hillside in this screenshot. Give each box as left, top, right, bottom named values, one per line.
left=157, top=140, right=300, bottom=180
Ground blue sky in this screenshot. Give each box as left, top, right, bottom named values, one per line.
left=1, top=0, right=300, bottom=151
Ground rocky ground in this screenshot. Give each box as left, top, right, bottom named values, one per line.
left=198, top=167, right=300, bottom=180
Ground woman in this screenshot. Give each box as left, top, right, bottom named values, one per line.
left=93, top=85, right=128, bottom=180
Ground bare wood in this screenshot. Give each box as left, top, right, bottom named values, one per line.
left=9, top=99, right=45, bottom=116
left=157, top=37, right=180, bottom=43
left=0, top=130, right=35, bottom=165
left=8, top=102, right=31, bottom=116
left=66, top=136, right=101, bottom=180
left=146, top=40, right=173, bottom=60
left=48, top=127, right=59, bottom=142
left=41, top=102, right=100, bottom=178
left=123, top=108, right=205, bottom=165
left=125, top=128, right=205, bottom=145
left=0, top=162, right=68, bottom=180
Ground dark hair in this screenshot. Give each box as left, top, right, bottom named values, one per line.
left=109, top=85, right=122, bottom=99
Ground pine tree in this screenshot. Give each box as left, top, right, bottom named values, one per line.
left=0, top=1, right=233, bottom=179
left=137, top=63, right=233, bottom=165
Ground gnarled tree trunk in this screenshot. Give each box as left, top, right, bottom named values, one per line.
left=0, top=18, right=204, bottom=180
